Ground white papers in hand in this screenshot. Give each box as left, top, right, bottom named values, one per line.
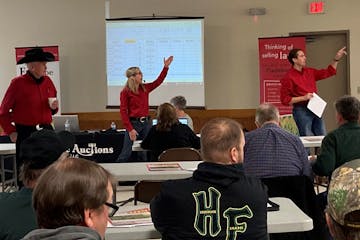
left=307, top=93, right=327, bottom=118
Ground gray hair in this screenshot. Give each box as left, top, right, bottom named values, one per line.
left=335, top=95, right=360, bottom=122
left=255, top=103, right=280, bottom=126
left=170, top=96, right=187, bottom=110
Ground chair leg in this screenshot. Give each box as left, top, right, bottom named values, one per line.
left=314, top=176, right=320, bottom=194
left=116, top=197, right=135, bottom=207
left=314, top=175, right=329, bottom=194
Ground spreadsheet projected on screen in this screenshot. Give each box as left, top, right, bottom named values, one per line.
left=106, top=17, right=205, bottom=107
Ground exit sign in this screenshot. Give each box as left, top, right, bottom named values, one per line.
left=309, top=1, right=325, bottom=14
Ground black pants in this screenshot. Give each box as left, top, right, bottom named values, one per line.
left=15, top=124, right=53, bottom=188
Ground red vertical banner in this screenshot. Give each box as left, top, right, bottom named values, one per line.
left=258, top=37, right=305, bottom=115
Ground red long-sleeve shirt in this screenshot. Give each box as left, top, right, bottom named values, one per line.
left=120, top=67, right=169, bottom=131
left=0, top=72, right=58, bottom=134
left=280, top=65, right=336, bottom=105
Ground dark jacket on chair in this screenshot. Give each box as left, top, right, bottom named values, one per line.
left=261, top=175, right=327, bottom=240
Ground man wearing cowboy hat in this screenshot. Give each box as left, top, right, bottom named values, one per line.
left=0, top=47, right=59, bottom=187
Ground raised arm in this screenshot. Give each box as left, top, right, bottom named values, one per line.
left=330, top=46, right=347, bottom=70
left=163, top=56, right=174, bottom=68
left=146, top=56, right=174, bottom=92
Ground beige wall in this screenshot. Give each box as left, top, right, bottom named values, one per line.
left=0, top=0, right=106, bottom=112
left=1, top=0, right=359, bottom=112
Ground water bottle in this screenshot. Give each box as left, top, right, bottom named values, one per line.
left=64, top=119, right=71, bottom=131
left=110, top=121, right=117, bottom=130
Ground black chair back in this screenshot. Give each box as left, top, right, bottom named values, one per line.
left=134, top=181, right=162, bottom=205
left=262, top=175, right=327, bottom=240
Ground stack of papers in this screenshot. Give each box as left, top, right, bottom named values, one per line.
left=109, top=207, right=152, bottom=228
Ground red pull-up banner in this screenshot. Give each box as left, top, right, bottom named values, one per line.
left=258, top=37, right=305, bottom=115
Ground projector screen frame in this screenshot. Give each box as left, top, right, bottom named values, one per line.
left=105, top=16, right=205, bottom=108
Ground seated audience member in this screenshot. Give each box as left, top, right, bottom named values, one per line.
left=22, top=157, right=115, bottom=240
left=170, top=95, right=194, bottom=130
left=0, top=129, right=74, bottom=240
left=325, top=159, right=360, bottom=240
left=312, top=95, right=360, bottom=176
left=244, top=103, right=311, bottom=178
left=150, top=118, right=268, bottom=240
left=141, top=102, right=200, bottom=161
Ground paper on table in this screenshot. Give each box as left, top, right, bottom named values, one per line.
left=307, top=93, right=327, bottom=118
left=147, top=163, right=182, bottom=171
left=108, top=207, right=153, bottom=228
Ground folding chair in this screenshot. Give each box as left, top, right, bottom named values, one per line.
left=158, top=147, right=202, bottom=162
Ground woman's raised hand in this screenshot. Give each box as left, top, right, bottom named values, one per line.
left=164, top=56, right=174, bottom=67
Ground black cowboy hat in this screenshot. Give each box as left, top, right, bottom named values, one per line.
left=17, top=47, right=55, bottom=64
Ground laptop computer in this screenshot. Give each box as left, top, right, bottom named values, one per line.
left=52, top=115, right=80, bottom=132
left=152, top=118, right=188, bottom=126
left=179, top=118, right=188, bottom=125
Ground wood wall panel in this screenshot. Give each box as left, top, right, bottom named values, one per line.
left=65, top=109, right=257, bottom=133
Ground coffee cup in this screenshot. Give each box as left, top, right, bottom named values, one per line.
left=48, top=97, right=57, bottom=106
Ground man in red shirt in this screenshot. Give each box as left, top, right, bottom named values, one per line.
left=0, top=47, right=58, bottom=186
left=280, top=47, right=346, bottom=136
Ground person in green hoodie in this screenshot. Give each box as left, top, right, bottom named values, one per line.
left=21, top=157, right=115, bottom=240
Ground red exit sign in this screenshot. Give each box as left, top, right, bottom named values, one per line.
left=309, top=1, right=325, bottom=14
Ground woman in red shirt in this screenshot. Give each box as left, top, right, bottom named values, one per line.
left=116, top=56, right=173, bottom=162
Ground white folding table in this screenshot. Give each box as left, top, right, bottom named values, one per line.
left=0, top=143, right=17, bottom=191
left=100, top=161, right=200, bottom=182
left=105, top=197, right=313, bottom=239
left=300, top=136, right=324, bottom=148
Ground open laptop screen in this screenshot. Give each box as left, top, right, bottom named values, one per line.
left=179, top=118, right=188, bottom=125
left=52, top=115, right=80, bottom=132
left=152, top=118, right=188, bottom=126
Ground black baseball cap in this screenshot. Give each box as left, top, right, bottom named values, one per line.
left=19, top=129, right=75, bottom=169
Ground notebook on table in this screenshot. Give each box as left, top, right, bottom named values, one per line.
left=147, top=163, right=182, bottom=171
